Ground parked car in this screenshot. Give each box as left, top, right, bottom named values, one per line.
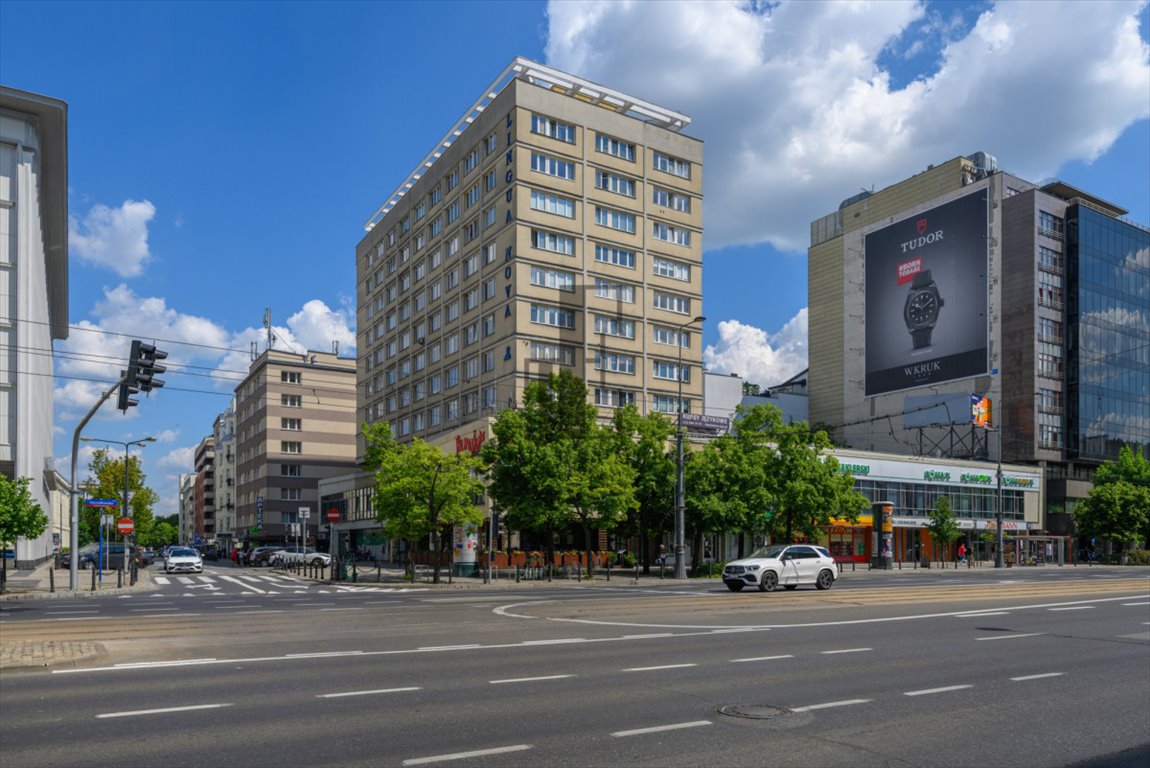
left=69, top=542, right=138, bottom=571
left=138, top=549, right=156, bottom=567
left=722, top=544, right=838, bottom=592
left=248, top=546, right=285, bottom=567
left=164, top=546, right=204, bottom=574
left=272, top=546, right=331, bottom=567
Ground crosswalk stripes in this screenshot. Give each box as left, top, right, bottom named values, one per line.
left=148, top=571, right=427, bottom=595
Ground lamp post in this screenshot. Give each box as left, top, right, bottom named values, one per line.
left=81, top=436, right=156, bottom=572
left=674, top=315, right=706, bottom=580
left=983, top=426, right=1004, bottom=568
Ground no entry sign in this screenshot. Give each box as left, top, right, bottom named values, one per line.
left=116, top=518, right=134, bottom=535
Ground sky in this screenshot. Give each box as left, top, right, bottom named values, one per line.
left=1, top=0, right=1147, bottom=517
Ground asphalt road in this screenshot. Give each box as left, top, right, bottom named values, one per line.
left=1, top=567, right=1147, bottom=768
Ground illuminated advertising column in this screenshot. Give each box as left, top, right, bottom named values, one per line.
left=872, top=501, right=894, bottom=570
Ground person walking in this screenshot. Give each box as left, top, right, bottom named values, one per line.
left=957, top=542, right=967, bottom=565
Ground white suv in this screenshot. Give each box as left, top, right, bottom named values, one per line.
left=272, top=547, right=331, bottom=567
left=722, top=544, right=837, bottom=593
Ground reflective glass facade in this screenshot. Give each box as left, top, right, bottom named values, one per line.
left=1066, top=207, right=1150, bottom=461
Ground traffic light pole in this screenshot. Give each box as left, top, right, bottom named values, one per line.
left=69, top=375, right=127, bottom=591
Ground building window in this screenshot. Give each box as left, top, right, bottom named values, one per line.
left=594, top=243, right=636, bottom=269
left=531, top=229, right=575, bottom=255
left=415, top=201, right=426, bottom=221
left=1037, top=388, right=1063, bottom=414
left=281, top=464, right=302, bottom=477
left=530, top=152, right=575, bottom=180
left=1038, top=211, right=1064, bottom=239
left=653, top=325, right=691, bottom=348
left=653, top=186, right=691, bottom=212
left=429, top=186, right=442, bottom=206
left=652, top=256, right=690, bottom=281
left=531, top=342, right=575, bottom=365
left=1039, top=423, right=1063, bottom=449
left=595, top=134, right=635, bottom=161
left=463, top=253, right=479, bottom=277
left=485, top=168, right=497, bottom=192
left=463, top=219, right=480, bottom=243
left=483, top=313, right=495, bottom=337
left=652, top=395, right=688, bottom=414
left=595, top=206, right=636, bottom=233
left=482, top=350, right=495, bottom=373
left=593, top=315, right=635, bottom=339
left=483, top=279, right=496, bottom=301
left=531, top=114, right=576, bottom=143
left=653, top=291, right=691, bottom=314
left=595, top=170, right=635, bottom=197
left=652, top=221, right=691, bottom=246
left=430, top=405, right=441, bottom=426
left=484, top=206, right=497, bottom=229
left=1037, top=317, right=1063, bottom=343
left=1038, top=271, right=1064, bottom=309
left=430, top=375, right=442, bottom=394
left=652, top=151, right=690, bottom=179
left=531, top=266, right=576, bottom=292
left=485, top=131, right=498, bottom=155
left=447, top=170, right=459, bottom=191
left=447, top=201, right=460, bottom=223
left=595, top=352, right=635, bottom=374
left=281, top=488, right=303, bottom=501
left=531, top=304, right=576, bottom=329
left=281, top=418, right=301, bottom=431
left=446, top=268, right=459, bottom=289
left=466, top=185, right=480, bottom=208
left=465, top=357, right=479, bottom=380
left=447, top=400, right=460, bottom=421
left=281, top=441, right=302, bottom=455
left=464, top=148, right=480, bottom=173
left=446, top=334, right=459, bottom=354
left=594, top=278, right=634, bottom=303
left=446, top=300, right=460, bottom=322
left=1038, top=347, right=1063, bottom=378
left=281, top=394, right=301, bottom=408
left=446, top=367, right=459, bottom=388
left=465, top=289, right=478, bottom=311
left=530, top=190, right=576, bottom=218
left=594, top=388, right=636, bottom=408
left=1038, top=245, right=1063, bottom=273
left=653, top=360, right=689, bottom=382
left=483, top=243, right=497, bottom=265
left=281, top=371, right=302, bottom=384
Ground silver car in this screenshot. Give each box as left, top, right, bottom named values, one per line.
left=722, top=544, right=837, bottom=592
left=164, top=546, right=204, bottom=574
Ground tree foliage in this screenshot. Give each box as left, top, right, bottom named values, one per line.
left=364, top=422, right=486, bottom=583
left=483, top=371, right=636, bottom=572
left=610, top=405, right=675, bottom=568
left=1076, top=445, right=1150, bottom=547
left=927, top=495, right=961, bottom=564
left=81, top=448, right=160, bottom=547
left=0, top=475, right=50, bottom=583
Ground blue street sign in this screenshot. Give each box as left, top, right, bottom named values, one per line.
left=84, top=499, right=120, bottom=508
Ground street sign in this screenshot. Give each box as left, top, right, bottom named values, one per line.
left=326, top=508, right=340, bottom=522
left=116, top=518, right=134, bottom=535
left=298, top=506, right=310, bottom=520
left=101, top=514, right=115, bottom=528
left=85, top=499, right=120, bottom=508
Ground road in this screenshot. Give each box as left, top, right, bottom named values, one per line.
left=1, top=565, right=1147, bottom=768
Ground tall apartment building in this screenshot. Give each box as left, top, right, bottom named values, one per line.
left=212, top=398, right=237, bottom=549
left=177, top=472, right=196, bottom=546
left=234, top=349, right=357, bottom=546
left=355, top=58, right=703, bottom=456
left=809, top=152, right=1148, bottom=525
left=192, top=436, right=215, bottom=545
left=0, top=87, right=68, bottom=567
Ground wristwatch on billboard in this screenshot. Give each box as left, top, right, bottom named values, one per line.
left=903, top=269, right=944, bottom=349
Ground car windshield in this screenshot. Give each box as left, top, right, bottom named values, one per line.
left=170, top=547, right=198, bottom=557
left=748, top=546, right=787, bottom=560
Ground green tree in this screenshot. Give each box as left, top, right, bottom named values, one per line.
left=610, top=405, right=675, bottom=570
left=1076, top=446, right=1150, bottom=553
left=364, top=423, right=486, bottom=583
left=0, top=475, right=50, bottom=591
left=483, top=371, right=635, bottom=574
left=81, top=448, right=158, bottom=547
left=927, top=495, right=961, bottom=567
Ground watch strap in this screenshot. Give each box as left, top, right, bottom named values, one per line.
left=912, top=269, right=934, bottom=289
left=911, top=327, right=933, bottom=348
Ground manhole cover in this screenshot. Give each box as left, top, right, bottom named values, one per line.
left=717, top=704, right=790, bottom=720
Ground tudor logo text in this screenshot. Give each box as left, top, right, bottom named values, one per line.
left=900, top=227, right=944, bottom=253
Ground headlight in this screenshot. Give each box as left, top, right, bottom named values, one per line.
left=747, top=564, right=760, bottom=571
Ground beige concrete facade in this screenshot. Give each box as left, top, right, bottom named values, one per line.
left=234, top=350, right=357, bottom=544
left=356, top=65, right=703, bottom=460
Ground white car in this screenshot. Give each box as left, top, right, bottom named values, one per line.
left=722, top=544, right=837, bottom=592
left=272, top=547, right=331, bottom=567
left=164, top=546, right=204, bottom=574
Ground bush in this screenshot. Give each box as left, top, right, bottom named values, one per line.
left=1122, top=549, right=1150, bottom=566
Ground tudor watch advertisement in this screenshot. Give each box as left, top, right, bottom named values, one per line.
left=864, top=192, right=988, bottom=396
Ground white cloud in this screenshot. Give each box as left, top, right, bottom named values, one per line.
left=545, top=0, right=1150, bottom=252
left=286, top=300, right=357, bottom=356
left=704, top=310, right=808, bottom=387
left=157, top=446, right=196, bottom=471
left=69, top=200, right=156, bottom=277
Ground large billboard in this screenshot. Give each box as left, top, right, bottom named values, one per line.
left=865, top=192, right=988, bottom=396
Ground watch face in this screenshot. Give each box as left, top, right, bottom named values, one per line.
left=905, top=290, right=939, bottom=327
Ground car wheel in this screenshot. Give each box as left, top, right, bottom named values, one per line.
left=726, top=582, right=744, bottom=592
left=759, top=571, right=778, bottom=592
left=784, top=584, right=798, bottom=591
left=816, top=569, right=835, bottom=590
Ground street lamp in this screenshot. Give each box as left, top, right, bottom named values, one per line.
left=674, top=315, right=706, bottom=580
left=81, top=436, right=156, bottom=572
left=983, top=426, right=1005, bottom=568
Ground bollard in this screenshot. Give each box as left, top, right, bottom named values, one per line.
left=91, top=566, right=97, bottom=592
left=117, top=568, right=123, bottom=589
left=131, top=562, right=137, bottom=586
left=607, top=559, right=610, bottom=582
left=49, top=566, right=55, bottom=593
left=635, top=561, right=639, bottom=582
left=352, top=559, right=358, bottom=583
left=515, top=564, right=520, bottom=583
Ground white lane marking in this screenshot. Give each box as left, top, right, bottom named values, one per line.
left=521, top=638, right=588, bottom=645
left=790, top=699, right=870, bottom=712
left=731, top=654, right=794, bottom=663
left=319, top=607, right=364, bottom=612
left=976, top=633, right=1045, bottom=641
left=153, top=576, right=170, bottom=584
left=418, top=645, right=480, bottom=651
left=114, top=658, right=216, bottom=668
left=955, top=612, right=1010, bottom=617
left=1122, top=601, right=1150, bottom=606
left=1011, top=673, right=1064, bottom=681
left=220, top=575, right=265, bottom=593
left=49, top=616, right=117, bottom=621
left=622, top=633, right=673, bottom=639
left=623, top=664, right=696, bottom=672
left=130, top=608, right=179, bottom=612
left=320, top=687, right=421, bottom=698
left=97, top=703, right=232, bottom=718
left=490, top=674, right=574, bottom=685
left=904, top=684, right=973, bottom=696
left=403, top=745, right=531, bottom=765
left=286, top=651, right=365, bottom=659
left=821, top=648, right=872, bottom=655
left=1049, top=606, right=1094, bottom=612
left=45, top=610, right=98, bottom=615
left=233, top=610, right=285, bottom=615
left=611, top=721, right=711, bottom=737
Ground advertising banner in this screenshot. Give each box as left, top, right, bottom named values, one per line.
left=865, top=192, right=988, bottom=395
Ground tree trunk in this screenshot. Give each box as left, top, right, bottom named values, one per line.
left=691, top=529, right=703, bottom=577
left=583, top=524, right=592, bottom=580
left=431, top=530, right=442, bottom=584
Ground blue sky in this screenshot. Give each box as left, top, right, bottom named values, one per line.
left=2, top=0, right=1147, bottom=516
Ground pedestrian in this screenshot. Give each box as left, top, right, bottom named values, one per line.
left=957, top=542, right=967, bottom=564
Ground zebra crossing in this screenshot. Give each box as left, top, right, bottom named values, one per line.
left=149, top=571, right=426, bottom=596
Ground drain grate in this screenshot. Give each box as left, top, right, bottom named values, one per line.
left=717, top=704, right=790, bottom=721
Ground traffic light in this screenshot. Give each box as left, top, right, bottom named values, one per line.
left=116, top=340, right=168, bottom=412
